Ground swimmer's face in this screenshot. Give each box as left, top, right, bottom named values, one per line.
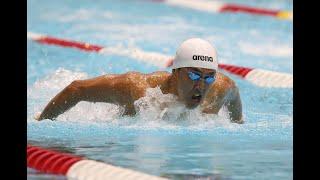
left=174, top=67, right=216, bottom=108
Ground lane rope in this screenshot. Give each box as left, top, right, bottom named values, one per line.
left=27, top=145, right=167, bottom=180
left=28, top=32, right=293, bottom=88
left=153, top=0, right=292, bottom=21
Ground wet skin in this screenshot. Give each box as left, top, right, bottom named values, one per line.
left=36, top=67, right=243, bottom=123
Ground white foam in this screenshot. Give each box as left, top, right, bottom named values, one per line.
left=132, top=87, right=237, bottom=130
left=58, top=101, right=124, bottom=123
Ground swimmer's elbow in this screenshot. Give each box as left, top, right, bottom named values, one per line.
left=67, top=80, right=82, bottom=92
left=66, top=80, right=84, bottom=99
left=69, top=80, right=82, bottom=89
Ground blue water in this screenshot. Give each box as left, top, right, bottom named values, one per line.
left=27, top=0, right=293, bottom=179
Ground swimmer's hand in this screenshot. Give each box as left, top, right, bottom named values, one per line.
left=34, top=112, right=42, bottom=121
left=34, top=111, right=57, bottom=121
left=231, top=116, right=244, bottom=124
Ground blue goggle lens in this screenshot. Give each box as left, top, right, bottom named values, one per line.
left=188, top=72, right=215, bottom=84
left=204, top=76, right=215, bottom=84
left=188, top=72, right=201, bottom=81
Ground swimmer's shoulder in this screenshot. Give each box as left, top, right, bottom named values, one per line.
left=215, top=72, right=237, bottom=89
left=122, top=71, right=170, bottom=82
left=147, top=71, right=171, bottom=77
left=98, top=71, right=148, bottom=86
left=145, top=71, right=171, bottom=87
left=205, top=72, right=238, bottom=103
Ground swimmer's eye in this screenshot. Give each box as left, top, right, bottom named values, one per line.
left=188, top=71, right=201, bottom=81
left=204, top=76, right=215, bottom=84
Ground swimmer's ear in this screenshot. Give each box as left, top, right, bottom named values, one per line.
left=172, top=68, right=180, bottom=75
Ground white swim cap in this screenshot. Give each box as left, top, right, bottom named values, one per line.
left=171, top=38, right=218, bottom=70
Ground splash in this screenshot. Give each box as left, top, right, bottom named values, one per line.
left=133, top=87, right=235, bottom=128
left=28, top=69, right=238, bottom=130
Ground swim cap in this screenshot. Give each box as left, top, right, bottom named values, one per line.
left=171, top=38, right=218, bottom=70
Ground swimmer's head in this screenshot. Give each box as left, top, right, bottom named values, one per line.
left=171, top=38, right=218, bottom=108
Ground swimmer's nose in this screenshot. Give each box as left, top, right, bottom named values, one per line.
left=194, top=79, right=206, bottom=90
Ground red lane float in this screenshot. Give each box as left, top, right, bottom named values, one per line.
left=218, top=64, right=253, bottom=78
left=27, top=145, right=82, bottom=175
left=33, top=35, right=103, bottom=52
left=156, top=0, right=292, bottom=20
left=217, top=64, right=292, bottom=88
left=27, top=32, right=292, bottom=88
left=27, top=145, right=166, bottom=179
left=219, top=4, right=278, bottom=16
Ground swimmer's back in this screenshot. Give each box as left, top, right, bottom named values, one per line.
left=102, top=71, right=172, bottom=99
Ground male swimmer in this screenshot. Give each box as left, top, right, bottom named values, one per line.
left=36, top=38, right=243, bottom=123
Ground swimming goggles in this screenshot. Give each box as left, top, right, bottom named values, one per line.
left=188, top=71, right=215, bottom=84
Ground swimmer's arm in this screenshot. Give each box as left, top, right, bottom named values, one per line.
left=226, top=87, right=243, bottom=124
left=36, top=74, right=135, bottom=121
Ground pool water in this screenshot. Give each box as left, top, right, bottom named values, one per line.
left=27, top=0, right=293, bottom=179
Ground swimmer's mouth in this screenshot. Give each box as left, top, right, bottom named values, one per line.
left=191, top=93, right=202, bottom=102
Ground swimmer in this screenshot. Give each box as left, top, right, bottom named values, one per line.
left=36, top=38, right=243, bottom=123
